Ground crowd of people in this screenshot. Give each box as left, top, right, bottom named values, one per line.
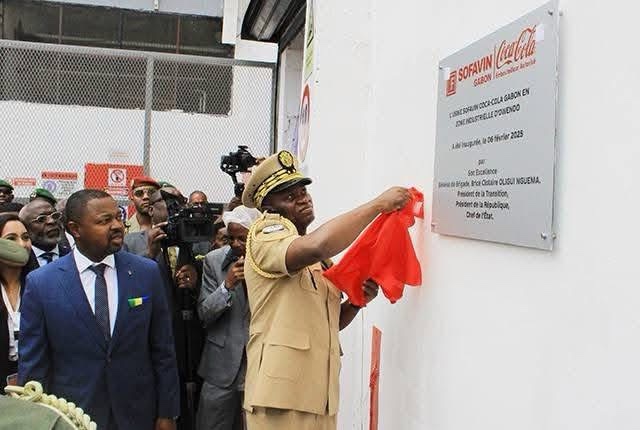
left=0, top=151, right=410, bottom=430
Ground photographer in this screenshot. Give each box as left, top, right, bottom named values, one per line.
left=196, top=205, right=260, bottom=430
left=124, top=186, right=204, bottom=430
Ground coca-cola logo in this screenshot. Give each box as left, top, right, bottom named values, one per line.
left=496, top=26, right=536, bottom=69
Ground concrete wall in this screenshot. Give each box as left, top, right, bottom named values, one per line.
left=298, top=1, right=640, bottom=429
left=39, top=0, right=224, bottom=17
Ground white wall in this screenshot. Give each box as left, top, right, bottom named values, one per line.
left=39, top=0, right=224, bottom=17
left=276, top=35, right=303, bottom=152
left=300, top=1, right=640, bottom=429
left=0, top=66, right=273, bottom=203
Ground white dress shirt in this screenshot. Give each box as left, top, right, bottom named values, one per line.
left=1, top=285, right=20, bottom=361
left=65, top=231, right=76, bottom=249
left=32, top=244, right=60, bottom=267
left=73, top=248, right=119, bottom=335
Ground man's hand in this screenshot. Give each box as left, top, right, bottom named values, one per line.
left=224, top=256, right=245, bottom=288
left=147, top=222, right=168, bottom=259
left=375, top=187, right=411, bottom=213
left=154, top=418, right=176, bottom=430
left=362, top=279, right=380, bottom=305
left=175, top=265, right=197, bottom=289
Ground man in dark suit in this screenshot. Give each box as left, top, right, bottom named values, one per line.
left=19, top=189, right=180, bottom=430
left=19, top=199, right=71, bottom=267
left=196, top=205, right=260, bottom=430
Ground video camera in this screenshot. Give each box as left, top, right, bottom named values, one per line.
left=220, top=145, right=258, bottom=198
left=162, top=194, right=223, bottom=247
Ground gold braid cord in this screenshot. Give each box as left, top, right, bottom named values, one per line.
left=246, top=215, right=297, bottom=280
left=5, top=381, right=97, bottom=430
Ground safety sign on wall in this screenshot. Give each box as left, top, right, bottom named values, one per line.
left=85, top=163, right=144, bottom=197
left=432, top=0, right=560, bottom=250
left=41, top=171, right=78, bottom=199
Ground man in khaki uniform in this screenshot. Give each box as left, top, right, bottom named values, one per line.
left=127, top=176, right=160, bottom=234
left=241, top=150, right=409, bottom=429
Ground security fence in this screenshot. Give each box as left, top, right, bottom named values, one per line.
left=0, top=39, right=276, bottom=206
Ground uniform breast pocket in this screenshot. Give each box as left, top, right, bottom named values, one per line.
left=300, top=268, right=320, bottom=294
left=262, top=328, right=310, bottom=381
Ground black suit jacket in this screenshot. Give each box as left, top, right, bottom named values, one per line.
left=28, top=239, right=71, bottom=268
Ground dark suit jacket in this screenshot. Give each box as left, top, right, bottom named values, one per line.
left=197, top=246, right=249, bottom=389
left=18, top=251, right=180, bottom=430
left=123, top=231, right=205, bottom=381
left=28, top=239, right=71, bottom=268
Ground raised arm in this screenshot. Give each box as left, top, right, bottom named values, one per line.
left=285, top=187, right=410, bottom=273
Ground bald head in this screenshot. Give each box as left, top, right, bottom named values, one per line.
left=188, top=190, right=207, bottom=207
left=19, top=199, right=63, bottom=251
left=19, top=199, right=55, bottom=222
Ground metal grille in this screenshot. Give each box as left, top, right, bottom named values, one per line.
left=0, top=39, right=276, bottom=205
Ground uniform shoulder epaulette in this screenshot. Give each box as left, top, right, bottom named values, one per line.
left=248, top=213, right=297, bottom=243
left=246, top=213, right=298, bottom=279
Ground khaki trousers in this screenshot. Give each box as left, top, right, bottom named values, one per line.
left=246, top=407, right=336, bottom=430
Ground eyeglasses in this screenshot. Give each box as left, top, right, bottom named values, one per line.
left=132, top=187, right=156, bottom=198
left=32, top=211, right=62, bottom=224
left=0, top=188, right=13, bottom=195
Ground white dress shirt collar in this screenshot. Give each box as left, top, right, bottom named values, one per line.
left=32, top=244, right=60, bottom=258
left=73, top=248, right=115, bottom=273
left=65, top=231, right=76, bottom=249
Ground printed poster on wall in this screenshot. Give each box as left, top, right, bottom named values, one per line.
left=9, top=177, right=37, bottom=199
left=295, top=0, right=316, bottom=174
left=41, top=171, right=78, bottom=199
left=432, top=0, right=560, bottom=250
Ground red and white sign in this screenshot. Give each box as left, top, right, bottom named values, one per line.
left=85, top=163, right=143, bottom=197
left=10, top=177, right=37, bottom=187
left=297, top=84, right=311, bottom=163
left=108, top=168, right=127, bottom=188
left=41, top=171, right=78, bottom=198
left=446, top=25, right=538, bottom=96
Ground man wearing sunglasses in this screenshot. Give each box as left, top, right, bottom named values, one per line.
left=19, top=200, right=71, bottom=267
left=128, top=176, right=160, bottom=234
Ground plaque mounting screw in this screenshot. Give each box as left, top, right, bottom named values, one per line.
left=548, top=10, right=554, bottom=15
left=541, top=233, right=548, bottom=240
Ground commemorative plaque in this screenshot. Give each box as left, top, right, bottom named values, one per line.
left=432, top=0, right=560, bottom=250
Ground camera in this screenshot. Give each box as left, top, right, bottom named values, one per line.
left=162, top=195, right=223, bottom=246
left=220, top=145, right=258, bottom=197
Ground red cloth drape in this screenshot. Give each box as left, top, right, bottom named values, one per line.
left=323, top=187, right=423, bottom=306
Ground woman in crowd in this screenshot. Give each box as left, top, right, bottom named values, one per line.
left=0, top=213, right=35, bottom=388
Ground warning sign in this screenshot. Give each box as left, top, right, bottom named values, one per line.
left=85, top=163, right=144, bottom=197
left=41, top=171, right=78, bottom=199
left=10, top=177, right=37, bottom=187
left=108, top=168, right=127, bottom=188
left=9, top=177, right=37, bottom=198
left=297, top=84, right=311, bottom=163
